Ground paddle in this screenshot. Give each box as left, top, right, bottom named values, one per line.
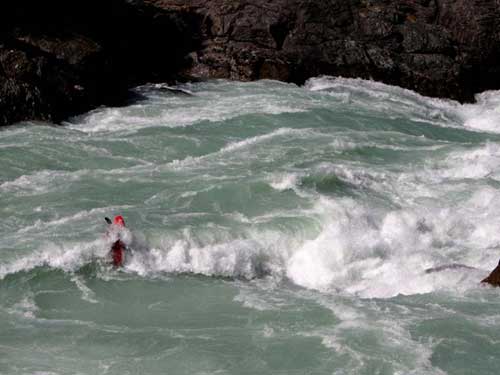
left=105, top=217, right=112, bottom=225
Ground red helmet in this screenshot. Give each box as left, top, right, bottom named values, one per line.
left=113, top=215, right=125, bottom=227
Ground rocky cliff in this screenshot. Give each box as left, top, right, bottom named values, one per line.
left=0, top=0, right=202, bottom=125
left=1, top=0, right=500, bottom=126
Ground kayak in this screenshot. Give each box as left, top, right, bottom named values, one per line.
left=111, top=239, right=126, bottom=267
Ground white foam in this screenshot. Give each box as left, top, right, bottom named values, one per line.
left=283, top=191, right=493, bottom=298
left=127, top=235, right=279, bottom=279
left=0, top=170, right=82, bottom=195
left=461, top=90, right=500, bottom=133
left=0, top=233, right=119, bottom=280
left=7, top=295, right=39, bottom=319
left=166, top=127, right=307, bottom=170
left=305, top=76, right=460, bottom=127
left=66, top=81, right=307, bottom=134
left=61, top=77, right=500, bottom=140
left=71, top=275, right=98, bottom=304
left=437, top=142, right=500, bottom=180
left=269, top=173, right=301, bottom=191
left=219, top=127, right=299, bottom=153
left=306, top=76, right=500, bottom=134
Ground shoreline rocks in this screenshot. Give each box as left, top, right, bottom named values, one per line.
left=175, top=0, right=500, bottom=103
left=1, top=0, right=500, bottom=126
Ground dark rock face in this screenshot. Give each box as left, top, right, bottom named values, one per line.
left=0, top=0, right=202, bottom=125
left=168, top=0, right=500, bottom=102
left=1, top=0, right=500, bottom=126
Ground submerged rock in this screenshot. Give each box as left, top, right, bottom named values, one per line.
left=481, top=260, right=500, bottom=287
left=1, top=0, right=500, bottom=126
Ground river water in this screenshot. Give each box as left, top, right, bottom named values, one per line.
left=2, top=77, right=500, bottom=374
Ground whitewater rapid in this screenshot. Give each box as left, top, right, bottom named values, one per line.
left=4, top=77, right=500, bottom=375
left=2, top=77, right=500, bottom=299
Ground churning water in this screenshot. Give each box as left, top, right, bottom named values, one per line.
left=2, top=77, right=500, bottom=374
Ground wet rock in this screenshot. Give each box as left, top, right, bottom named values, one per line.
left=164, top=0, right=500, bottom=103
left=481, top=260, right=500, bottom=287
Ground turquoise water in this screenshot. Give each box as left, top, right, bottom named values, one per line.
left=2, top=77, right=500, bottom=374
